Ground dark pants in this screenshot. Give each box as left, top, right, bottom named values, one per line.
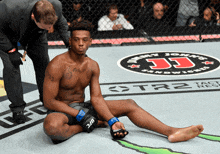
left=0, top=33, right=49, bottom=112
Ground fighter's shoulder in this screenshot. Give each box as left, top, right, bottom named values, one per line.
left=47, top=52, right=68, bottom=71
left=87, top=57, right=98, bottom=66
left=86, top=57, right=100, bottom=72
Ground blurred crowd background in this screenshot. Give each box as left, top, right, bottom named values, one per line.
left=48, top=0, right=220, bottom=46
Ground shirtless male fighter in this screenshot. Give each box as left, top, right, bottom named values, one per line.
left=43, top=19, right=204, bottom=144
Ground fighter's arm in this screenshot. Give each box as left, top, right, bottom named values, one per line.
left=90, top=60, right=128, bottom=138
left=43, top=57, right=79, bottom=117
left=90, top=61, right=114, bottom=120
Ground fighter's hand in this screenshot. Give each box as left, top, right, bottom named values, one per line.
left=111, top=122, right=128, bottom=138
left=76, top=109, right=98, bottom=133
left=108, top=117, right=129, bottom=139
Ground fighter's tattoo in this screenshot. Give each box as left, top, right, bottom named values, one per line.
left=45, top=70, right=54, bottom=81
left=72, top=68, right=81, bottom=72
left=64, top=67, right=73, bottom=79
left=72, top=67, right=86, bottom=73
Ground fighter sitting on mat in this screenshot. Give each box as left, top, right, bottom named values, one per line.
left=43, top=19, right=204, bottom=144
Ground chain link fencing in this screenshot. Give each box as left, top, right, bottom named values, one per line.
left=47, top=0, right=220, bottom=47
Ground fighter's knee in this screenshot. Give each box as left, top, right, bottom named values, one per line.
left=126, top=99, right=138, bottom=106
left=43, top=118, right=61, bottom=136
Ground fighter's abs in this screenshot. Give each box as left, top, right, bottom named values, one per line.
left=57, top=63, right=92, bottom=102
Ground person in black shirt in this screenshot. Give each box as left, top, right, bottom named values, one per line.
left=141, top=2, right=170, bottom=31
left=189, top=6, right=220, bottom=27
left=0, top=0, right=69, bottom=124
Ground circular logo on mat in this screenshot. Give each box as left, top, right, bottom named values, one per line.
left=118, top=52, right=220, bottom=75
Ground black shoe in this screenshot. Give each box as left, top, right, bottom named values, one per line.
left=13, top=111, right=26, bottom=124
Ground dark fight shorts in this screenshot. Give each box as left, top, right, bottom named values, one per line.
left=47, top=102, right=98, bottom=125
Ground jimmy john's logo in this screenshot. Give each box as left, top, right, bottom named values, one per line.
left=118, top=52, right=220, bottom=75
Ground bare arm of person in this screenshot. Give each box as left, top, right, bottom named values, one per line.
left=89, top=60, right=128, bottom=138
left=43, top=56, right=79, bottom=117
left=89, top=61, right=114, bottom=121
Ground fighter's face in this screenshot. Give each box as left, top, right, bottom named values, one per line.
left=69, top=30, right=92, bottom=55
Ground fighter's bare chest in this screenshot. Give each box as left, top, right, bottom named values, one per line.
left=60, top=65, right=92, bottom=89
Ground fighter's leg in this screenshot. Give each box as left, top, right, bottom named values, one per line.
left=43, top=113, right=83, bottom=142
left=44, top=112, right=107, bottom=143
left=104, top=99, right=203, bottom=142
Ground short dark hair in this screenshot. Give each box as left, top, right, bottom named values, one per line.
left=73, top=0, right=83, bottom=4
left=108, top=4, right=118, bottom=12
left=32, top=0, right=58, bottom=24
left=68, top=19, right=94, bottom=36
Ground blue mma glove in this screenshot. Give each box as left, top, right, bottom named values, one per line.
left=108, top=117, right=129, bottom=139
left=75, top=106, right=98, bottom=133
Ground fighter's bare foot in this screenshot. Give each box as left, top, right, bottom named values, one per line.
left=168, top=125, right=204, bottom=143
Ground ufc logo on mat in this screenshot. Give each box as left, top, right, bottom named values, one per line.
left=0, top=100, right=46, bottom=140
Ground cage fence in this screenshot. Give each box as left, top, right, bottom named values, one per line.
left=47, top=0, right=220, bottom=48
